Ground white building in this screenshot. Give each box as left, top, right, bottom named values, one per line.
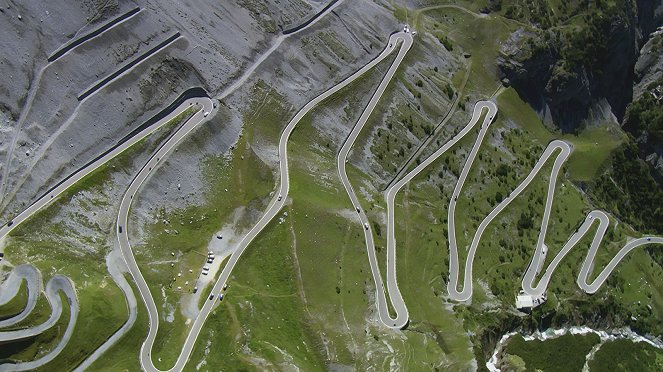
left=515, top=291, right=547, bottom=312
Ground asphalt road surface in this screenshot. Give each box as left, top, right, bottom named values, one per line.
left=0, top=5, right=661, bottom=368
left=0, top=274, right=77, bottom=372
left=74, top=250, right=138, bottom=371
left=337, top=32, right=413, bottom=330
left=0, top=97, right=212, bottom=242
left=383, top=101, right=497, bottom=304
left=0, top=275, right=77, bottom=343
left=0, top=264, right=40, bottom=328
left=120, top=30, right=414, bottom=372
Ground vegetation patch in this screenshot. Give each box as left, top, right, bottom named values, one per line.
left=503, top=333, right=600, bottom=372
left=589, top=339, right=663, bottom=371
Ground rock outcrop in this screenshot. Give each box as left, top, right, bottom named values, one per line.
left=497, top=0, right=663, bottom=131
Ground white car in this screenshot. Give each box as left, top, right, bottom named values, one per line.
left=204, top=111, right=209, bottom=117
left=277, top=194, right=282, bottom=201
left=364, top=222, right=369, bottom=230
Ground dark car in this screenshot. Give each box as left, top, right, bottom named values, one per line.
left=7, top=221, right=13, bottom=227
left=209, top=294, right=214, bottom=301
left=119, top=226, right=123, bottom=233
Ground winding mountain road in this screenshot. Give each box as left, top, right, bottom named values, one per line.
left=381, top=99, right=662, bottom=304
left=117, top=29, right=413, bottom=372
left=0, top=265, right=40, bottom=328
left=0, top=274, right=78, bottom=372
left=337, top=32, right=413, bottom=330
left=0, top=1, right=660, bottom=367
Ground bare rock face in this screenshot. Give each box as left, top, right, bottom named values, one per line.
left=634, top=33, right=663, bottom=100
left=0, top=0, right=399, bottom=220
left=497, top=1, right=661, bottom=131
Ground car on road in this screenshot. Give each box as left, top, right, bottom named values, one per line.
left=219, top=294, right=224, bottom=301
left=209, top=294, right=214, bottom=301
left=204, top=111, right=209, bottom=117
left=364, top=222, right=369, bottom=230
left=7, top=221, right=13, bottom=227
left=356, top=207, right=360, bottom=213
left=277, top=194, right=282, bottom=201
left=119, top=225, right=123, bottom=233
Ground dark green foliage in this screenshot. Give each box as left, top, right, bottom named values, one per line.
left=444, top=83, right=454, bottom=100
left=623, top=81, right=663, bottom=146
left=591, top=142, right=663, bottom=234
left=504, top=333, right=600, bottom=372
left=517, top=212, right=533, bottom=230
left=589, top=339, right=663, bottom=371
left=438, top=35, right=453, bottom=51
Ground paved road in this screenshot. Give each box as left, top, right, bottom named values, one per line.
left=115, top=98, right=217, bottom=372
left=381, top=101, right=497, bottom=304
left=0, top=6, right=142, bottom=208
left=1, top=1, right=345, bottom=368
left=0, top=275, right=78, bottom=372
left=118, top=30, right=412, bottom=372
left=402, top=104, right=662, bottom=301
left=74, top=249, right=138, bottom=371
left=380, top=97, right=662, bottom=304
left=449, top=137, right=565, bottom=301
left=0, top=98, right=211, bottom=242
left=0, top=265, right=40, bottom=328
left=337, top=32, right=413, bottom=330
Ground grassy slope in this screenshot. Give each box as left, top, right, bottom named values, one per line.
left=0, top=279, right=28, bottom=320
left=504, top=333, right=600, bottom=372
left=406, top=3, right=663, bottom=367
left=136, top=88, right=282, bottom=369
left=187, top=41, right=475, bottom=369
left=0, top=292, right=71, bottom=365
left=88, top=277, right=148, bottom=371
left=2, top=108, right=196, bottom=369
left=589, top=339, right=663, bottom=371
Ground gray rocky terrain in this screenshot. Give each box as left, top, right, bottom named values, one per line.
left=0, top=0, right=351, bottom=220
left=0, top=0, right=467, bottom=248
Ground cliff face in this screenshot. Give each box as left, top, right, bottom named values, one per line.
left=626, top=32, right=663, bottom=184
left=497, top=0, right=662, bottom=131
